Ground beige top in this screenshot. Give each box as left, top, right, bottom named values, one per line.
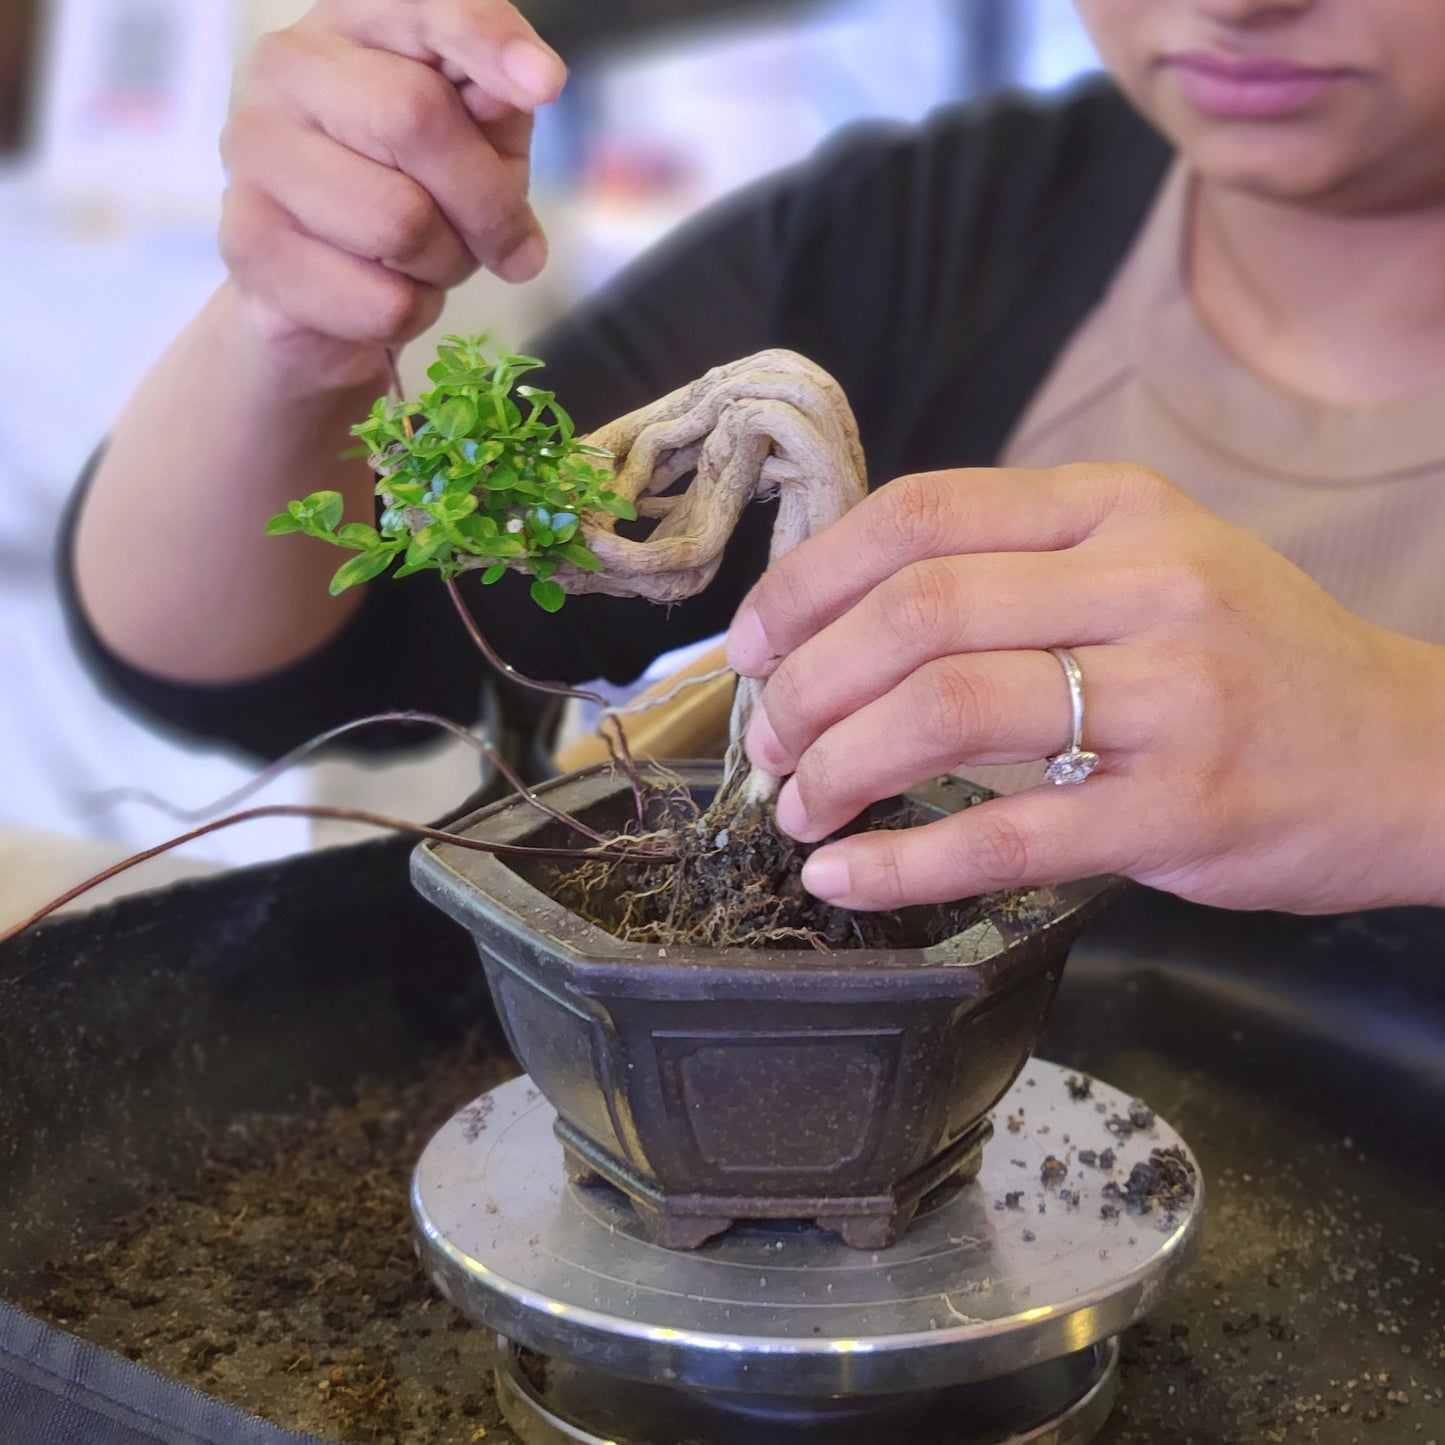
left=973, top=162, right=1445, bottom=793
left=1001, top=161, right=1445, bottom=642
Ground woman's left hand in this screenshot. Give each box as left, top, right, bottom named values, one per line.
left=725, top=463, right=1445, bottom=914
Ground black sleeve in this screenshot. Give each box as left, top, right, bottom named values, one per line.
left=59, top=79, right=1168, bottom=763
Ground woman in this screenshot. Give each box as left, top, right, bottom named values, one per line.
left=66, top=0, right=1445, bottom=915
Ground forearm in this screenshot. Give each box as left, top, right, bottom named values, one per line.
left=73, top=283, right=382, bottom=683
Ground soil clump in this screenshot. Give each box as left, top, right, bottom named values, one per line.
left=1104, top=1145, right=1196, bottom=1218
left=547, top=781, right=1004, bottom=950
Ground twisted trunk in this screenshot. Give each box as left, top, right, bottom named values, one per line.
left=456, top=349, right=869, bottom=801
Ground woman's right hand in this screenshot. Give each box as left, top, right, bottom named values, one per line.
left=219, top=0, right=566, bottom=389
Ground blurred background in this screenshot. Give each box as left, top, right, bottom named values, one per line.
left=0, top=0, right=1098, bottom=921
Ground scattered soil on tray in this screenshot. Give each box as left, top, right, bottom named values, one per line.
left=21, top=1040, right=524, bottom=1443
left=1077, top=1057, right=1445, bottom=1445
left=18, top=1044, right=1444, bottom=1443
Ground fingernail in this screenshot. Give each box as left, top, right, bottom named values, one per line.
left=501, top=40, right=565, bottom=102
left=495, top=231, right=547, bottom=283
left=774, top=777, right=809, bottom=838
left=801, top=849, right=850, bottom=904
left=746, top=707, right=789, bottom=772
left=727, top=605, right=770, bottom=675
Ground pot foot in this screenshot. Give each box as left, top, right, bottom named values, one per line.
left=816, top=1202, right=918, bottom=1250
left=632, top=1201, right=734, bottom=1251
left=561, top=1144, right=604, bottom=1189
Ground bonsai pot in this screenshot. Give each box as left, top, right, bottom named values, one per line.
left=411, top=762, right=1115, bottom=1250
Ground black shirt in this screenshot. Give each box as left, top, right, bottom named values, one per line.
left=61, top=78, right=1170, bottom=762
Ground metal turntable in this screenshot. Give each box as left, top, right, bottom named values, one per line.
left=413, top=1060, right=1201, bottom=1444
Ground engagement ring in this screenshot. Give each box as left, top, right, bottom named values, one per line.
left=1044, top=647, right=1099, bottom=785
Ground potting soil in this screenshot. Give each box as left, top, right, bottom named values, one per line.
left=545, top=786, right=1010, bottom=950
left=16, top=1041, right=521, bottom=1444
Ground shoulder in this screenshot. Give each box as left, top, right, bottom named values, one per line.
left=779, top=78, right=1168, bottom=252
left=762, top=81, right=1171, bottom=478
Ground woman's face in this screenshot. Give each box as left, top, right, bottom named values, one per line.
left=1072, top=0, right=1445, bottom=213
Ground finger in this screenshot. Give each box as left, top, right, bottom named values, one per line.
left=769, top=645, right=1141, bottom=842
left=726, top=464, right=1171, bottom=677
left=257, top=37, right=543, bottom=273
left=746, top=550, right=1131, bottom=773
left=798, top=783, right=1133, bottom=911
left=317, top=0, right=566, bottom=110
left=457, top=91, right=535, bottom=148
left=224, top=110, right=477, bottom=289
left=222, top=185, right=445, bottom=345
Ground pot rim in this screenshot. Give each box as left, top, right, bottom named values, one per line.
left=412, top=762, right=1121, bottom=976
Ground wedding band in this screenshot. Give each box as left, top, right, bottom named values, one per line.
left=1044, top=647, right=1099, bottom=785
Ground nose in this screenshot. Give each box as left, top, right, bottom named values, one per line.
left=1190, top=0, right=1317, bottom=25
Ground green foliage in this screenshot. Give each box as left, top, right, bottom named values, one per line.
left=267, top=336, right=637, bottom=605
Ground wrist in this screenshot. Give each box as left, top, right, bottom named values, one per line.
left=1371, top=632, right=1445, bottom=908
left=216, top=281, right=390, bottom=403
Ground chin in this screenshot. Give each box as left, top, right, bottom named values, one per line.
left=1142, top=93, right=1361, bottom=205
left=1183, top=134, right=1354, bottom=204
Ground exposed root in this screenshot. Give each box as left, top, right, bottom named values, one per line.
left=542, top=782, right=993, bottom=952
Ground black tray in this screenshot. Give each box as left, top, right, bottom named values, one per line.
left=2, top=833, right=1442, bottom=1442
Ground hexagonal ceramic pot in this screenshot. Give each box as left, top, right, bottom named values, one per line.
left=411, top=763, right=1114, bottom=1250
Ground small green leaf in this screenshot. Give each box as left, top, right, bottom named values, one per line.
left=387, top=481, right=427, bottom=506
left=560, top=540, right=604, bottom=572
left=529, top=578, right=566, bottom=612
left=482, top=563, right=508, bottom=585
left=431, top=491, right=477, bottom=523
left=427, top=344, right=468, bottom=381
left=470, top=536, right=526, bottom=558
left=304, top=491, right=344, bottom=531
left=432, top=395, right=479, bottom=439
left=337, top=522, right=381, bottom=549
left=598, top=492, right=638, bottom=521
left=548, top=400, right=576, bottom=440
left=329, top=549, right=393, bottom=594
left=455, top=513, right=498, bottom=541
left=406, top=525, right=451, bottom=566
left=265, top=513, right=303, bottom=536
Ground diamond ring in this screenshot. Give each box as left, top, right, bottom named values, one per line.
left=1044, top=647, right=1099, bottom=785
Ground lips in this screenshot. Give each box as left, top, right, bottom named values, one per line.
left=1162, top=50, right=1348, bottom=119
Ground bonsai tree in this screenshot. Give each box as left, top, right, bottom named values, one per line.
left=267, top=336, right=867, bottom=811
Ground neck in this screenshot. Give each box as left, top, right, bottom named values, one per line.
left=1189, top=178, right=1445, bottom=406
